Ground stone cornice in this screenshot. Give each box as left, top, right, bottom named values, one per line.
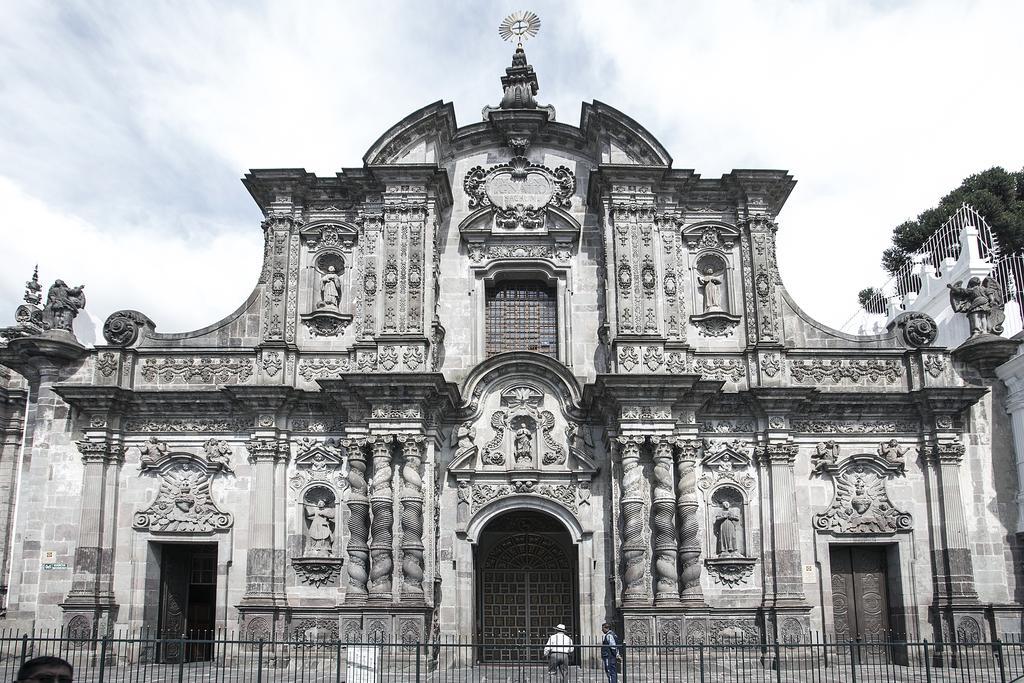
left=910, top=387, right=988, bottom=419
left=747, top=387, right=816, bottom=416
left=319, top=373, right=459, bottom=419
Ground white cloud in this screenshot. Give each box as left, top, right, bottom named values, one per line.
left=0, top=0, right=1021, bottom=333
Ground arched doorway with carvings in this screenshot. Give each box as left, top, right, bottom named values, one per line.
left=475, top=509, right=579, bottom=663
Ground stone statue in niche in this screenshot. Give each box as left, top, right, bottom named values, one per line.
left=42, top=279, right=86, bottom=331
left=948, top=276, right=1005, bottom=336
left=714, top=500, right=742, bottom=557
left=513, top=419, right=534, bottom=467
left=303, top=489, right=336, bottom=556
left=319, top=266, right=343, bottom=309
left=698, top=267, right=724, bottom=312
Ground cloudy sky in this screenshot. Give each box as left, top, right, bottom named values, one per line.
left=1, top=0, right=1021, bottom=342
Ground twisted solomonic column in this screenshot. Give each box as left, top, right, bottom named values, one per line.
left=368, top=435, right=395, bottom=600
left=345, top=440, right=371, bottom=600
left=675, top=438, right=704, bottom=605
left=399, top=435, right=426, bottom=599
left=651, top=437, right=680, bottom=604
left=617, top=436, right=648, bottom=605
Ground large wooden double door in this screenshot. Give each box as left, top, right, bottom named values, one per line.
left=477, top=513, right=578, bottom=662
left=158, top=543, right=217, bottom=663
left=831, top=546, right=891, bottom=656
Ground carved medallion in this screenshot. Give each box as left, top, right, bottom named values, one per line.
left=463, top=157, right=576, bottom=230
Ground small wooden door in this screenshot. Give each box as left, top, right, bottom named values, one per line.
left=831, top=546, right=891, bottom=657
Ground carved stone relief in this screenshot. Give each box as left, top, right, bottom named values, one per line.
left=133, top=444, right=233, bottom=534
left=789, top=359, right=903, bottom=385
left=463, top=156, right=576, bottom=230
left=813, top=460, right=912, bottom=535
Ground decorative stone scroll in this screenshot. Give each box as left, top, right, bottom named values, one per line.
left=463, top=156, right=576, bottom=230
left=133, top=441, right=233, bottom=534
left=102, top=309, right=153, bottom=346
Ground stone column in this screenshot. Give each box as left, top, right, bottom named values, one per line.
left=243, top=437, right=288, bottom=604
left=617, top=436, right=648, bottom=605
left=63, top=437, right=122, bottom=632
left=674, top=438, right=704, bottom=606
left=756, top=442, right=803, bottom=601
left=368, top=435, right=395, bottom=600
left=651, top=437, right=679, bottom=604
left=931, top=441, right=979, bottom=601
left=399, top=435, right=426, bottom=600
left=345, top=439, right=371, bottom=600
left=995, top=367, right=1024, bottom=534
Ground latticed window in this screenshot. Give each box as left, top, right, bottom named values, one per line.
left=485, top=280, right=557, bottom=358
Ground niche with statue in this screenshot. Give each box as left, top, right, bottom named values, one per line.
left=300, top=223, right=357, bottom=337
left=685, top=225, right=742, bottom=338
left=703, top=484, right=756, bottom=588
left=292, top=485, right=343, bottom=587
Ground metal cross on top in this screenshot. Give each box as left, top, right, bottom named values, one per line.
left=499, top=11, right=541, bottom=46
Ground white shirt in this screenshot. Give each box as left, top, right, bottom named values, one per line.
left=544, top=631, right=573, bottom=655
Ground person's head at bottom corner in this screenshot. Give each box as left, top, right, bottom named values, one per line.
left=16, top=656, right=73, bottom=683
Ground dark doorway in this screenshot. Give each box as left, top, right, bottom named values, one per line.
left=476, top=510, right=578, bottom=663
left=831, top=545, right=891, bottom=658
left=158, top=543, right=217, bottom=662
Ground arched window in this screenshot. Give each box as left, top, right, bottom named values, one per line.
left=485, top=280, right=557, bottom=357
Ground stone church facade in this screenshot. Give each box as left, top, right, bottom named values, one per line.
left=0, top=45, right=1021, bottom=651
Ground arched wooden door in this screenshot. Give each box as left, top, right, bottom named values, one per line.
left=476, top=511, right=578, bottom=662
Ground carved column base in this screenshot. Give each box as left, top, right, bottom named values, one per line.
left=59, top=603, right=118, bottom=640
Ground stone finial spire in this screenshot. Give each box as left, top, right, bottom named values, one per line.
left=499, top=44, right=541, bottom=110
left=23, top=265, right=42, bottom=305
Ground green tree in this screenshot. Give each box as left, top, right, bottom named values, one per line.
left=860, top=167, right=1024, bottom=310
left=882, top=167, right=1024, bottom=275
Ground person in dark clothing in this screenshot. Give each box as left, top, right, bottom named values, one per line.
left=601, top=622, right=620, bottom=683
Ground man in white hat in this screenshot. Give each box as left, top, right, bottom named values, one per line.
left=543, top=623, right=573, bottom=681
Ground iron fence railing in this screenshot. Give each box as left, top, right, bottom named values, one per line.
left=2, top=630, right=1024, bottom=682
left=854, top=203, right=1005, bottom=322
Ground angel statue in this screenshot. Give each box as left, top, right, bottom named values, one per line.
left=303, top=499, right=336, bottom=556
left=948, top=276, right=1005, bottom=337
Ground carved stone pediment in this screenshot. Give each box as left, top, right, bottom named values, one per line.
left=133, top=446, right=233, bottom=534
left=699, top=439, right=755, bottom=491
left=289, top=437, right=347, bottom=495
left=813, top=460, right=912, bottom=535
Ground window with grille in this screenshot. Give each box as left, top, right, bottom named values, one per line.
left=485, top=280, right=557, bottom=358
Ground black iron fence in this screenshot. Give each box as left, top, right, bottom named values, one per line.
left=2, top=630, right=1024, bottom=682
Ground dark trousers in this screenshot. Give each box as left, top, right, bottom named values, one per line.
left=603, top=656, right=618, bottom=683
left=548, top=652, right=569, bottom=681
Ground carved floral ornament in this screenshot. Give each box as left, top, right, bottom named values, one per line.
left=463, top=156, right=576, bottom=230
